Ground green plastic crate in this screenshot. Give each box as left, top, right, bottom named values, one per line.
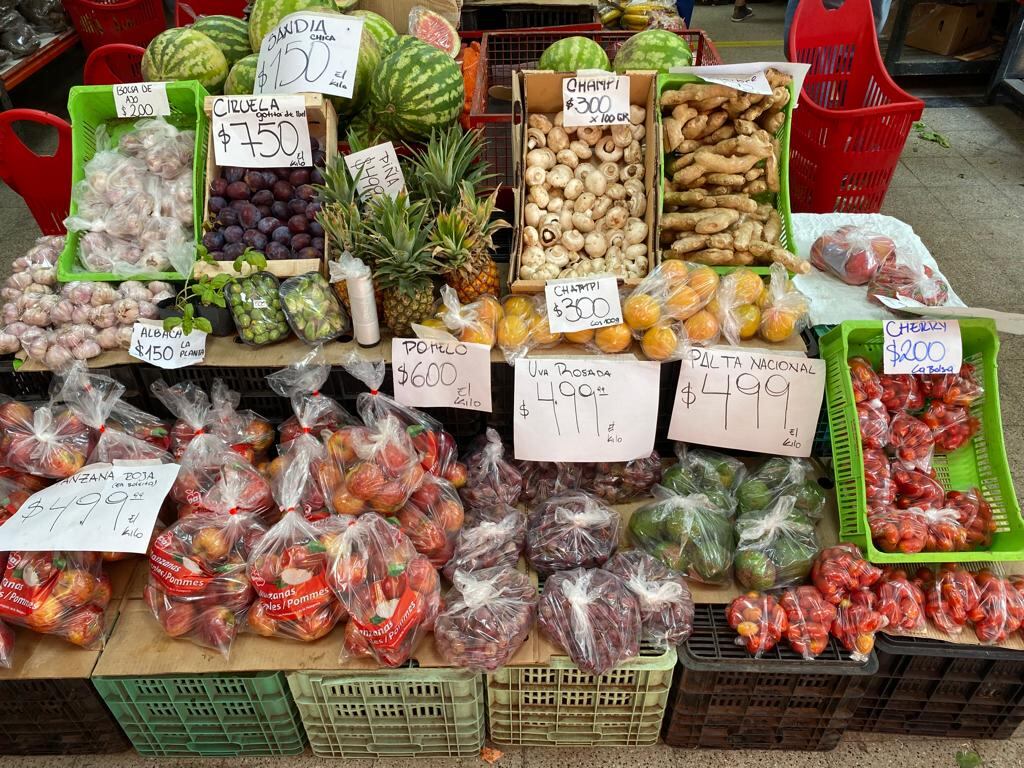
left=59, top=80, right=210, bottom=283
left=287, top=667, right=485, bottom=758
left=487, top=643, right=677, bottom=746
left=92, top=672, right=306, bottom=757
left=657, top=73, right=795, bottom=275
left=821, top=319, right=1023, bottom=563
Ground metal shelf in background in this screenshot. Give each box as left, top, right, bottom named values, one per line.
left=0, top=29, right=80, bottom=110
left=988, top=2, right=1024, bottom=104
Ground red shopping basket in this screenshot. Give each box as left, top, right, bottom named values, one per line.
left=787, top=0, right=924, bottom=213
left=64, top=0, right=166, bottom=53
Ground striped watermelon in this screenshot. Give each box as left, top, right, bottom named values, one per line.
left=378, top=34, right=420, bottom=59
left=408, top=7, right=458, bottom=57
left=537, top=36, right=609, bottom=71
left=143, top=28, right=229, bottom=93
left=248, top=0, right=333, bottom=51
left=613, top=30, right=692, bottom=73
left=224, top=53, right=259, bottom=94
left=370, top=38, right=463, bottom=142
left=191, top=15, right=251, bottom=67
left=350, top=10, right=396, bottom=47
left=331, top=27, right=379, bottom=118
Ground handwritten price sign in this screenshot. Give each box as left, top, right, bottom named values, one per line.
left=0, top=463, right=180, bottom=554
left=391, top=339, right=492, bottom=412
left=129, top=321, right=207, bottom=369
left=211, top=94, right=313, bottom=169
left=114, top=82, right=170, bottom=118
left=562, top=74, right=630, bottom=128
left=344, top=142, right=406, bottom=202
left=883, top=319, right=961, bottom=374
left=545, top=276, right=623, bottom=333
left=255, top=12, right=363, bottom=98
left=668, top=347, right=825, bottom=457
left=514, top=357, right=659, bottom=462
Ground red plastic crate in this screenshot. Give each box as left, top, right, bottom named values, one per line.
left=64, top=0, right=166, bottom=52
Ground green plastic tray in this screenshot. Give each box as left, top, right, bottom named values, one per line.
left=821, top=319, right=1023, bottom=563
left=487, top=643, right=676, bottom=747
left=656, top=73, right=796, bottom=276
left=287, top=667, right=485, bottom=758
left=92, top=672, right=306, bottom=757
left=59, top=80, right=210, bottom=283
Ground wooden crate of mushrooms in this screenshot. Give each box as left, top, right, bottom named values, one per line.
left=510, top=71, right=659, bottom=293
left=658, top=70, right=809, bottom=275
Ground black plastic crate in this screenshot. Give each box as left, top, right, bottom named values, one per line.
left=0, top=678, right=129, bottom=755
left=500, top=4, right=598, bottom=28
left=0, top=359, right=53, bottom=400
left=849, top=633, right=1024, bottom=740
left=663, top=604, right=877, bottom=752
left=800, top=325, right=834, bottom=457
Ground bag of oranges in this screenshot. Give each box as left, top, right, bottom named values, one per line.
left=759, top=263, right=810, bottom=344
left=439, top=286, right=501, bottom=348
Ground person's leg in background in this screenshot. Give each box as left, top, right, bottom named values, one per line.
left=732, top=0, right=753, bottom=22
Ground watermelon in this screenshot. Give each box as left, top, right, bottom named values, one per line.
left=333, top=0, right=356, bottom=9
left=143, top=28, right=229, bottom=93
left=331, top=28, right=379, bottom=118
left=408, top=7, right=458, bottom=57
left=379, top=34, right=420, bottom=59
left=613, top=29, right=692, bottom=73
left=191, top=15, right=251, bottom=67
left=350, top=10, right=396, bottom=47
left=248, top=0, right=333, bottom=51
left=370, top=38, right=463, bottom=142
left=537, top=36, right=609, bottom=72
left=224, top=53, right=259, bottom=94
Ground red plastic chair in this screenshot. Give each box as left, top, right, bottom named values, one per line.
left=83, top=43, right=146, bottom=85
left=787, top=0, right=924, bottom=213
left=174, top=0, right=247, bottom=25
left=0, top=110, right=73, bottom=235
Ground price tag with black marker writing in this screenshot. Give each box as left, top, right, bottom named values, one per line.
left=514, top=357, right=659, bottom=462
left=544, top=276, right=623, bottom=334
left=113, top=82, right=170, bottom=119
left=129, top=320, right=207, bottom=369
left=882, top=319, right=961, bottom=374
left=344, top=142, right=406, bottom=202
left=211, top=94, right=313, bottom=168
left=255, top=11, right=363, bottom=98
left=668, top=347, right=824, bottom=457
left=391, top=338, right=492, bottom=412
left=562, top=73, right=630, bottom=128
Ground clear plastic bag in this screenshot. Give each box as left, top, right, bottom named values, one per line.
left=868, top=250, right=950, bottom=307
left=919, top=362, right=983, bottom=407
left=923, top=564, right=981, bottom=635
left=878, top=373, right=923, bottom=413
left=328, top=512, right=441, bottom=666
left=888, top=412, right=934, bottom=472
left=857, top=398, right=890, bottom=450
left=809, top=225, right=891, bottom=285
left=848, top=356, right=883, bottom=403
left=0, top=617, right=12, bottom=668
left=580, top=451, right=663, bottom=505
left=872, top=569, right=926, bottom=634
left=922, top=400, right=979, bottom=453
left=811, top=543, right=883, bottom=604
left=946, top=488, right=995, bottom=551
left=146, top=509, right=264, bottom=656
left=439, top=285, right=500, bottom=347
left=434, top=566, right=537, bottom=672
left=225, top=272, right=290, bottom=347
left=627, top=488, right=734, bottom=585
left=279, top=272, right=350, bottom=344
left=834, top=588, right=886, bottom=662
left=734, top=496, right=819, bottom=590
left=150, top=380, right=215, bottom=460
left=266, top=346, right=360, bottom=448
left=779, top=586, right=836, bottom=660
left=0, top=474, right=32, bottom=526
left=395, top=473, right=464, bottom=567
left=624, top=261, right=717, bottom=357
left=971, top=570, right=1024, bottom=645
left=171, top=434, right=275, bottom=523
left=659, top=445, right=744, bottom=514
left=0, top=11, right=40, bottom=56
left=517, top=460, right=584, bottom=505
left=726, top=591, right=787, bottom=658
left=207, top=380, right=275, bottom=464
left=603, top=550, right=693, bottom=647
left=736, top=457, right=826, bottom=519
left=0, top=551, right=109, bottom=648
left=892, top=465, right=944, bottom=510
left=526, top=491, right=620, bottom=575
left=443, top=507, right=526, bottom=580
left=459, top=429, right=523, bottom=516
left=0, top=398, right=90, bottom=478
left=759, top=263, right=809, bottom=344
left=108, top=400, right=172, bottom=453
left=538, top=568, right=641, bottom=675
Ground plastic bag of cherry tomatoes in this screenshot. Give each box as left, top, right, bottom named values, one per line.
left=849, top=357, right=883, bottom=403
left=0, top=551, right=110, bottom=648
left=603, top=550, right=694, bottom=647
left=892, top=465, right=944, bottom=510
left=836, top=588, right=886, bottom=661
left=246, top=438, right=346, bottom=642
left=809, top=225, right=891, bottom=285
left=857, top=398, right=889, bottom=450
left=946, top=488, right=995, bottom=550
left=146, top=501, right=265, bottom=656
left=867, top=250, right=950, bottom=306
left=922, top=565, right=982, bottom=635
left=527, top=491, right=620, bottom=575
left=266, top=345, right=358, bottom=449
left=888, top=412, right=934, bottom=472
left=443, top=507, right=526, bottom=581
left=172, top=434, right=275, bottom=523
left=920, top=363, right=983, bottom=407
left=726, top=591, right=787, bottom=657
left=864, top=450, right=895, bottom=508
left=538, top=567, right=641, bottom=675
left=329, top=512, right=441, bottom=666
left=972, top=569, right=1024, bottom=645
left=872, top=569, right=926, bottom=634
left=394, top=473, right=464, bottom=567
left=812, top=544, right=882, bottom=604
left=869, top=505, right=967, bottom=555
left=778, top=586, right=835, bottom=659
left=434, top=566, right=536, bottom=671
left=459, top=429, right=523, bottom=516
left=0, top=397, right=90, bottom=479
left=921, top=400, right=979, bottom=454
left=878, top=373, right=923, bottom=413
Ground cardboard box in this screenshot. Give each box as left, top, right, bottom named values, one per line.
left=510, top=70, right=660, bottom=294
left=905, top=3, right=996, bottom=56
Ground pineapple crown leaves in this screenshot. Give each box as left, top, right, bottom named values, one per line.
left=314, top=155, right=362, bottom=210
left=403, top=126, right=492, bottom=215
left=429, top=206, right=475, bottom=272
left=365, top=193, right=444, bottom=292
left=318, top=200, right=367, bottom=260
left=460, top=183, right=510, bottom=250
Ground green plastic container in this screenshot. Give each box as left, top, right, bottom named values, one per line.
left=92, top=672, right=306, bottom=757
left=821, top=319, right=1023, bottom=563
left=287, top=667, right=485, bottom=758
left=487, top=643, right=677, bottom=746
left=60, top=80, right=210, bottom=283
left=656, top=73, right=795, bottom=275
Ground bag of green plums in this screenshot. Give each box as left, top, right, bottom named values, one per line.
left=225, top=272, right=291, bottom=346
left=279, top=272, right=350, bottom=344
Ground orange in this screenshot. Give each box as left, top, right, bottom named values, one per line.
left=659, top=259, right=691, bottom=287
left=733, top=303, right=761, bottom=340
left=756, top=283, right=773, bottom=310
left=594, top=323, right=632, bottom=353
left=419, top=317, right=446, bottom=331
left=623, top=293, right=661, bottom=331
left=704, top=296, right=721, bottom=318
left=684, top=310, right=720, bottom=344
left=728, top=269, right=765, bottom=305
left=665, top=285, right=702, bottom=320
left=502, top=295, right=534, bottom=318
left=475, top=295, right=503, bottom=326
left=497, top=314, right=530, bottom=349
left=530, top=315, right=561, bottom=346
left=460, top=324, right=496, bottom=347
left=641, top=325, right=679, bottom=361
left=760, top=307, right=798, bottom=343
left=564, top=329, right=595, bottom=345
left=687, top=265, right=719, bottom=302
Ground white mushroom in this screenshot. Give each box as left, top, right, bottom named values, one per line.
left=575, top=162, right=597, bottom=181
left=524, top=166, right=546, bottom=187
left=520, top=265, right=538, bottom=279
left=630, top=123, right=646, bottom=141
left=578, top=126, right=603, bottom=146
left=625, top=218, right=648, bottom=245
left=545, top=244, right=570, bottom=268
left=629, top=105, right=646, bottom=125
left=569, top=140, right=593, bottom=160
left=624, top=178, right=645, bottom=199
left=627, top=192, right=647, bottom=218
left=557, top=149, right=579, bottom=169
left=624, top=140, right=643, bottom=165
left=607, top=229, right=625, bottom=249
left=558, top=208, right=574, bottom=231
left=563, top=178, right=584, bottom=201
left=547, top=164, right=573, bottom=189
left=592, top=196, right=612, bottom=220
left=562, top=230, right=585, bottom=252
left=524, top=202, right=543, bottom=228
left=583, top=171, right=607, bottom=196
left=584, top=231, right=608, bottom=258
left=599, top=161, right=619, bottom=183
left=527, top=127, right=547, bottom=151
left=611, top=124, right=633, bottom=148
left=537, top=263, right=560, bottom=279
left=604, top=204, right=628, bottom=230
left=547, top=195, right=564, bottom=212
left=522, top=245, right=545, bottom=267
left=625, top=243, right=648, bottom=261
left=529, top=114, right=553, bottom=133
left=571, top=212, right=597, bottom=233
left=526, top=148, right=556, bottom=170
left=595, top=136, right=623, bottom=163
left=523, top=226, right=540, bottom=247
left=528, top=185, right=550, bottom=208
left=547, top=126, right=570, bottom=153
left=575, top=191, right=597, bottom=214
left=620, top=163, right=643, bottom=182
left=540, top=219, right=561, bottom=247
left=606, top=182, right=626, bottom=201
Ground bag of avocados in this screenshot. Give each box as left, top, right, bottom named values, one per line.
left=736, top=457, right=826, bottom=519
left=659, top=445, right=745, bottom=515
left=734, top=495, right=820, bottom=591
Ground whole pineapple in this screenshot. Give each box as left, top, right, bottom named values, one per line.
left=405, top=126, right=491, bottom=216
left=365, top=193, right=442, bottom=336
left=437, top=184, right=509, bottom=303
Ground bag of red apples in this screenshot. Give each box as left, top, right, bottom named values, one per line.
left=330, top=512, right=441, bottom=666
left=172, top=433, right=276, bottom=523
left=0, top=396, right=91, bottom=478
left=266, top=345, right=358, bottom=449
left=0, top=553, right=12, bottom=667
